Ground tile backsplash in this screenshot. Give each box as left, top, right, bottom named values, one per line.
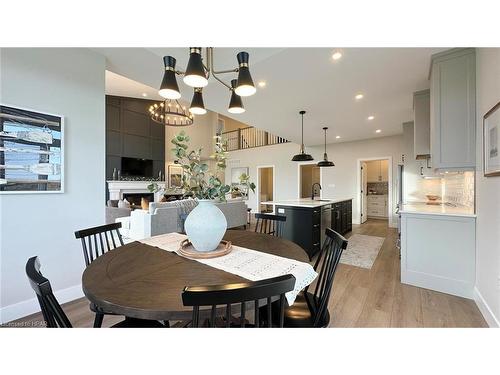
left=408, top=171, right=475, bottom=207
left=443, top=171, right=475, bottom=207
left=367, top=182, right=388, bottom=195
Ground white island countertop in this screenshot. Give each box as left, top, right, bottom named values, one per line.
left=261, top=198, right=353, bottom=208
left=400, top=203, right=476, bottom=218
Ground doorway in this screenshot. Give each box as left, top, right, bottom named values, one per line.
left=357, top=157, right=393, bottom=226
left=257, top=166, right=275, bottom=213
left=298, top=163, right=321, bottom=199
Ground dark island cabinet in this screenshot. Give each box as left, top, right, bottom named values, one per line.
left=276, top=199, right=352, bottom=260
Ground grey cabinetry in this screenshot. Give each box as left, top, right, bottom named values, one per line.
left=413, top=89, right=431, bottom=159
left=430, top=48, right=476, bottom=169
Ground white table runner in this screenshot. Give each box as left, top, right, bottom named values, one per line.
left=139, top=232, right=318, bottom=305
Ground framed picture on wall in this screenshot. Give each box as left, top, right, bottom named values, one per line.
left=168, top=164, right=184, bottom=188
left=230, top=166, right=249, bottom=199
left=0, top=104, right=64, bottom=194
left=483, top=101, right=500, bottom=177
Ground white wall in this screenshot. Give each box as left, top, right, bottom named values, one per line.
left=226, top=135, right=403, bottom=226
left=474, top=48, right=500, bottom=327
left=0, top=48, right=106, bottom=323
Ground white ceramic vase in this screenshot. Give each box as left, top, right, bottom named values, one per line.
left=184, top=199, right=227, bottom=252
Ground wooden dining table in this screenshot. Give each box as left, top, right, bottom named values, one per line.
left=82, top=230, right=310, bottom=321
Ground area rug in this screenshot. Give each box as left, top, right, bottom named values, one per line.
left=340, top=234, right=385, bottom=269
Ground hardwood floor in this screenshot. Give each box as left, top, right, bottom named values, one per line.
left=7, top=219, right=487, bottom=328
left=328, top=219, right=486, bottom=327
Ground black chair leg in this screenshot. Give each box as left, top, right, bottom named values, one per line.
left=93, top=312, right=104, bottom=328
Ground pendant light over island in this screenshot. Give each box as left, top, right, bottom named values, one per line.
left=317, top=127, right=335, bottom=167
left=292, top=110, right=314, bottom=161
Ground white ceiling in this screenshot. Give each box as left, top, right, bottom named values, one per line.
left=99, top=47, right=445, bottom=145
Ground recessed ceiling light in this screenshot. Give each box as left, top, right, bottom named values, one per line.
left=375, top=129, right=381, bottom=133
left=368, top=115, right=375, bottom=120
left=336, top=135, right=341, bottom=139
left=258, top=81, right=266, bottom=88
left=355, top=94, right=364, bottom=100
left=332, top=51, right=343, bottom=60
left=142, top=93, right=148, bottom=97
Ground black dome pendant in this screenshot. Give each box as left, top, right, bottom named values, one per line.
left=292, top=111, right=314, bottom=161
left=317, top=127, right=335, bottom=167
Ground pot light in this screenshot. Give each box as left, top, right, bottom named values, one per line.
left=368, top=115, right=375, bottom=120
left=142, top=93, right=148, bottom=97
left=375, top=129, right=381, bottom=133
left=258, top=81, right=266, bottom=88
left=332, top=51, right=343, bottom=60
left=355, top=94, right=364, bottom=100
left=336, top=135, right=341, bottom=139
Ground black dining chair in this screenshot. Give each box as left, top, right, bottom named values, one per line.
left=261, top=228, right=348, bottom=328
left=74, top=222, right=126, bottom=327
left=181, top=275, right=296, bottom=328
left=74, top=222, right=124, bottom=266
left=254, top=213, right=286, bottom=238
left=25, top=256, right=165, bottom=328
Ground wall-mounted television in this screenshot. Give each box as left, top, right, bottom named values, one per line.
left=121, top=157, right=153, bottom=177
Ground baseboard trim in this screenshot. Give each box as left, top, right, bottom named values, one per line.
left=0, top=284, right=84, bottom=325
left=473, top=287, right=499, bottom=328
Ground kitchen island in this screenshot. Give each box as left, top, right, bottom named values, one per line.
left=399, top=203, right=476, bottom=298
left=261, top=198, right=353, bottom=259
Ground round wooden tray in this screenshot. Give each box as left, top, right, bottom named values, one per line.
left=178, top=239, right=232, bottom=259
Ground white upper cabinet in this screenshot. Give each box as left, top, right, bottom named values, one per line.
left=380, top=159, right=389, bottom=181
left=366, top=160, right=388, bottom=182
left=430, top=48, right=476, bottom=169
left=413, top=89, right=431, bottom=160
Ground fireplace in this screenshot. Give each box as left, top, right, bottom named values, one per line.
left=123, top=192, right=154, bottom=207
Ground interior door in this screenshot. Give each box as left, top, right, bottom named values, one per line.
left=361, top=162, right=368, bottom=223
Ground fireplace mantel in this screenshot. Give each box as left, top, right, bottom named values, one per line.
left=107, top=180, right=166, bottom=201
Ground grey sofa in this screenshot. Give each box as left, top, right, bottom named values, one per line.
left=105, top=200, right=131, bottom=224
left=117, top=198, right=248, bottom=240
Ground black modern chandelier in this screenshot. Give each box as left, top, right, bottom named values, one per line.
left=317, top=127, right=335, bottom=167
left=152, top=47, right=256, bottom=125
left=292, top=111, right=314, bottom=161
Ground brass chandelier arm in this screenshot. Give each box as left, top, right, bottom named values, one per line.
left=209, top=47, right=238, bottom=90
left=209, top=47, right=239, bottom=74
left=170, top=47, right=240, bottom=90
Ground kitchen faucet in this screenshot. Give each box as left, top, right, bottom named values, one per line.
left=311, top=182, right=322, bottom=200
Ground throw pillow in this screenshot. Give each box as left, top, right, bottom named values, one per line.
left=118, top=199, right=130, bottom=209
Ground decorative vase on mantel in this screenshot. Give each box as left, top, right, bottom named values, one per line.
left=184, top=200, right=227, bottom=252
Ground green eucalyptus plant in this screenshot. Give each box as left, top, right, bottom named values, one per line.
left=171, top=131, right=232, bottom=201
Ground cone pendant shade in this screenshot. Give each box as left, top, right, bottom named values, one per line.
left=183, top=48, right=208, bottom=88
left=228, top=79, right=245, bottom=114
left=189, top=88, right=207, bottom=115
left=159, top=56, right=181, bottom=99
left=235, top=52, right=256, bottom=97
